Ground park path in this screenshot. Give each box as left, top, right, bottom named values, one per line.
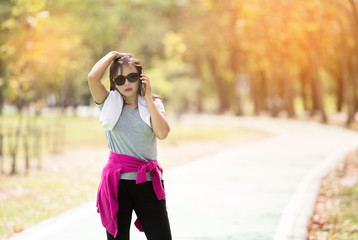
left=9, top=115, right=358, bottom=240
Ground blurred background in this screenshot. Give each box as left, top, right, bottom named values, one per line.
left=1, top=0, right=358, bottom=239
left=1, top=0, right=358, bottom=120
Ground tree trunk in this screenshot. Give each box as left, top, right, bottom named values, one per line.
left=345, top=0, right=358, bottom=125
left=33, top=126, right=42, bottom=170
left=60, top=76, right=71, bottom=114
left=250, top=70, right=267, bottom=115
left=281, top=55, right=295, bottom=118
left=229, top=44, right=243, bottom=116
left=268, top=64, right=280, bottom=117
left=346, top=58, right=357, bottom=125
left=10, top=124, right=22, bottom=175
left=310, top=49, right=327, bottom=123
left=228, top=38, right=243, bottom=115
left=207, top=55, right=231, bottom=113
left=192, top=59, right=204, bottom=113
left=0, top=134, right=3, bottom=175
left=251, top=72, right=260, bottom=116
left=336, top=75, right=344, bottom=112
left=24, top=131, right=29, bottom=174
left=299, top=66, right=310, bottom=112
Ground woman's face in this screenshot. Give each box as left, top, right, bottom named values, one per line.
left=114, top=64, right=140, bottom=98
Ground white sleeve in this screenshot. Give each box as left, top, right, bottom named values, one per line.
left=154, top=98, right=166, bottom=115
left=99, top=90, right=123, bottom=130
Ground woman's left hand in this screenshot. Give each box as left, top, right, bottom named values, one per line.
left=140, top=71, right=152, bottom=100
left=140, top=70, right=170, bottom=139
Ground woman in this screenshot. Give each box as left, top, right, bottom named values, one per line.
left=88, top=51, right=172, bottom=240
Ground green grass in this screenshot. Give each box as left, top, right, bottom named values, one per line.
left=310, top=154, right=358, bottom=240
left=0, top=114, right=107, bottom=149
left=326, top=184, right=358, bottom=239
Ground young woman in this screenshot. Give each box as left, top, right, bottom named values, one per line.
left=88, top=51, right=172, bottom=240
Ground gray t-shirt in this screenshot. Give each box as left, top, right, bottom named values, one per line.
left=97, top=101, right=164, bottom=181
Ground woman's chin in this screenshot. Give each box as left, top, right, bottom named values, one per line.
left=120, top=90, right=137, bottom=98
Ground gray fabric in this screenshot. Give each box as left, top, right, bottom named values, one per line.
left=97, top=102, right=164, bottom=181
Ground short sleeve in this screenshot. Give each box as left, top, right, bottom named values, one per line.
left=154, top=98, right=166, bottom=115
left=95, top=91, right=110, bottom=111
left=96, top=102, right=104, bottom=111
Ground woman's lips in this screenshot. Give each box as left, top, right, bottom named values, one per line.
left=124, top=88, right=132, bottom=92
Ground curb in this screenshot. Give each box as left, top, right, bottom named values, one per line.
left=273, top=141, right=358, bottom=240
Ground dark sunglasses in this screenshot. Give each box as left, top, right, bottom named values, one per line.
left=113, top=73, right=139, bottom=86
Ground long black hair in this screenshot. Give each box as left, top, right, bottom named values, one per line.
left=109, top=55, right=162, bottom=100
left=109, top=55, right=143, bottom=96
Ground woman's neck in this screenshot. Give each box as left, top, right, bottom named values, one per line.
left=124, top=94, right=138, bottom=107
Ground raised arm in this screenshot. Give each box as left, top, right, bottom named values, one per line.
left=140, top=72, right=170, bottom=139
left=88, top=51, right=131, bottom=104
left=146, top=99, right=170, bottom=139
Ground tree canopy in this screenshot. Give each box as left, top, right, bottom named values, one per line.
left=1, top=0, right=358, bottom=123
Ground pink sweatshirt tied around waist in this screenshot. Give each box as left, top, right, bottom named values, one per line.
left=96, top=151, right=165, bottom=237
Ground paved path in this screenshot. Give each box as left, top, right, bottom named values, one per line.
left=9, top=115, right=358, bottom=240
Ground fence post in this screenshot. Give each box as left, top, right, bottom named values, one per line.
left=10, top=127, right=21, bottom=175
left=34, top=125, right=42, bottom=170
left=24, top=130, right=30, bottom=174
left=0, top=133, right=3, bottom=175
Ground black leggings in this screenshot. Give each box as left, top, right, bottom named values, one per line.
left=106, top=180, right=172, bottom=240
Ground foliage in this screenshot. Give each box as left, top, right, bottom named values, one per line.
left=1, top=0, right=358, bottom=122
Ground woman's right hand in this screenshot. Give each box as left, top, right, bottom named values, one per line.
left=109, top=51, right=133, bottom=60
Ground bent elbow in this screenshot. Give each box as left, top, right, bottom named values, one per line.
left=157, top=127, right=170, bottom=140
left=87, top=73, right=95, bottom=82
left=157, top=132, right=168, bottom=140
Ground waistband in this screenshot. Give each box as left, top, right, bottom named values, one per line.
left=108, top=151, right=165, bottom=200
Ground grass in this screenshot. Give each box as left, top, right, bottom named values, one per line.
left=0, top=176, right=100, bottom=239
left=308, top=150, right=358, bottom=240
left=327, top=185, right=358, bottom=239
left=0, top=114, right=107, bottom=149
left=0, top=173, right=97, bottom=235
left=0, top=114, right=269, bottom=239
left=0, top=115, right=105, bottom=239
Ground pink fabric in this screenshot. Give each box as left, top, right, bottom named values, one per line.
left=96, top=151, right=165, bottom=237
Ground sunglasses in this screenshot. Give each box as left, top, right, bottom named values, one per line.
left=113, top=73, right=139, bottom=86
